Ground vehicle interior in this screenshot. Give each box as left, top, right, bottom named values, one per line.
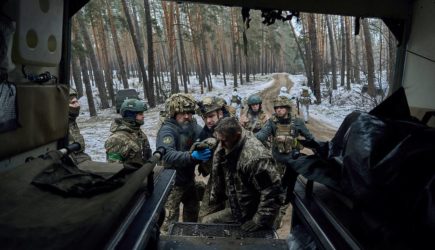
left=0, top=0, right=434, bottom=249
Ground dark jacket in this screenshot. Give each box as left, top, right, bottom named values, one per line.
left=156, top=118, right=201, bottom=186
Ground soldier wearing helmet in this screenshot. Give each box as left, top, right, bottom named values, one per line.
left=68, top=88, right=91, bottom=165
left=256, top=95, right=315, bottom=228
left=215, top=97, right=236, bottom=118
left=156, top=93, right=208, bottom=232
left=298, top=83, right=316, bottom=123
left=197, top=96, right=224, bottom=140
left=196, top=96, right=226, bottom=221
left=239, top=94, right=269, bottom=133
left=104, top=98, right=152, bottom=164
left=229, top=88, right=243, bottom=118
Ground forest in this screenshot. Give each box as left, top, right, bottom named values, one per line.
left=71, top=0, right=397, bottom=117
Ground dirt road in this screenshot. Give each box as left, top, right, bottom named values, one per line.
left=258, top=73, right=337, bottom=238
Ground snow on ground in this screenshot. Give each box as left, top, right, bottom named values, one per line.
left=76, top=72, right=385, bottom=161
left=76, top=74, right=274, bottom=161
left=288, top=74, right=385, bottom=129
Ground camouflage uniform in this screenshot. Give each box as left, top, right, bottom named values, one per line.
left=68, top=88, right=91, bottom=165
left=195, top=96, right=226, bottom=221
left=256, top=96, right=315, bottom=228
left=104, top=118, right=152, bottom=163
left=203, top=130, right=282, bottom=229
left=68, top=118, right=92, bottom=165
left=240, top=109, right=269, bottom=133
left=156, top=93, right=202, bottom=232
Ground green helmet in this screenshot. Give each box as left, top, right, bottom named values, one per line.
left=247, top=95, right=262, bottom=105
left=120, top=99, right=147, bottom=118
left=167, top=93, right=197, bottom=117
left=273, top=96, right=292, bottom=109
left=198, top=96, right=221, bottom=116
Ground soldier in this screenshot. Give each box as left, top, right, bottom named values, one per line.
left=196, top=96, right=225, bottom=221
left=216, top=96, right=236, bottom=118
left=239, top=94, right=269, bottom=133
left=202, top=117, right=283, bottom=232
left=256, top=95, right=316, bottom=227
left=68, top=88, right=91, bottom=165
left=156, top=93, right=211, bottom=232
left=298, top=83, right=315, bottom=123
left=229, top=88, right=243, bottom=118
left=104, top=99, right=152, bottom=164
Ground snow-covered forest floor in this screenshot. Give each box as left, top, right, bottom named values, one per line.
left=76, top=73, right=384, bottom=161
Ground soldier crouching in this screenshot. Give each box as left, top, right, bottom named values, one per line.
left=202, top=117, right=283, bottom=232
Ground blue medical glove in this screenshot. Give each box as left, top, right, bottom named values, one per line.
left=191, top=148, right=212, bottom=161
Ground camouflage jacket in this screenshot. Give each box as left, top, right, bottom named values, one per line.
left=68, top=119, right=91, bottom=164
left=156, top=118, right=202, bottom=186
left=104, top=118, right=152, bottom=164
left=240, top=109, right=269, bottom=133
left=256, top=114, right=314, bottom=154
left=209, top=130, right=282, bottom=227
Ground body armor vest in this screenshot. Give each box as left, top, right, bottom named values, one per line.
left=273, top=122, right=297, bottom=154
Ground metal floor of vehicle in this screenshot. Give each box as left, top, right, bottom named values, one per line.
left=158, top=222, right=288, bottom=249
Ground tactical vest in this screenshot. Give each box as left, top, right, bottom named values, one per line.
left=245, top=111, right=266, bottom=133
left=271, top=116, right=301, bottom=154
left=300, top=89, right=311, bottom=105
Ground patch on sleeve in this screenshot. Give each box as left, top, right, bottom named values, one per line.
left=163, top=136, right=173, bottom=144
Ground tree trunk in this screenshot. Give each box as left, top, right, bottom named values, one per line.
left=106, top=0, right=129, bottom=89
left=121, top=0, right=151, bottom=102
left=301, top=15, right=313, bottom=87
left=340, top=16, right=346, bottom=87
left=231, top=9, right=238, bottom=87
left=77, top=12, right=110, bottom=109
left=289, top=20, right=310, bottom=84
left=354, top=31, right=361, bottom=84
left=162, top=1, right=178, bottom=93
left=143, top=0, right=156, bottom=107
left=362, top=19, right=376, bottom=97
left=326, top=16, right=337, bottom=90
left=130, top=0, right=144, bottom=84
left=176, top=4, right=188, bottom=93
left=71, top=55, right=84, bottom=97
left=72, top=20, right=97, bottom=116
left=97, top=8, right=116, bottom=105
left=308, top=13, right=321, bottom=103
left=345, top=17, right=353, bottom=89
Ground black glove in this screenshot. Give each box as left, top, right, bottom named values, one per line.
left=241, top=220, right=262, bottom=232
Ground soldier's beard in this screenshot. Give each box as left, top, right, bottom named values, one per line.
left=69, top=106, right=80, bottom=119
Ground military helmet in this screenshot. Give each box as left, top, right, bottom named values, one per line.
left=120, top=99, right=147, bottom=118
left=273, top=96, right=292, bottom=109
left=199, top=96, right=221, bottom=116
left=247, top=95, right=262, bottom=105
left=280, top=86, right=288, bottom=93
left=69, top=87, right=78, bottom=98
left=167, top=93, right=197, bottom=117
left=215, top=97, right=227, bottom=107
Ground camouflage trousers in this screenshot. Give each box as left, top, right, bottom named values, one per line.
left=201, top=207, right=236, bottom=224
left=161, top=182, right=200, bottom=232
left=198, top=176, right=226, bottom=222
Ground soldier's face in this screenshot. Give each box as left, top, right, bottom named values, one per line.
left=250, top=104, right=260, bottom=112
left=136, top=112, right=144, bottom=122
left=69, top=97, right=80, bottom=108
left=175, top=112, right=193, bottom=125
left=275, top=106, right=288, bottom=118
left=216, top=131, right=241, bottom=150
left=204, top=111, right=222, bottom=129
